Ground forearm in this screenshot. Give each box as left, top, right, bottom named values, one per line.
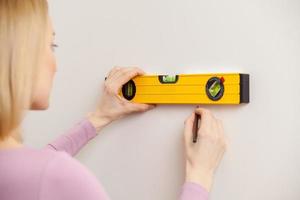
left=46, top=111, right=111, bottom=156
left=46, top=117, right=97, bottom=156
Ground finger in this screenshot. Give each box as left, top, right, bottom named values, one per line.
left=114, top=67, right=145, bottom=91
left=184, top=112, right=196, bottom=146
left=111, top=67, right=145, bottom=83
left=131, top=102, right=156, bottom=109
left=195, top=107, right=213, bottom=130
left=106, top=66, right=122, bottom=80
left=109, top=66, right=122, bottom=76
left=126, top=103, right=156, bottom=112
left=104, top=67, right=144, bottom=94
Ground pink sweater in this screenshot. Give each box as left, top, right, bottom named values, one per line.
left=0, top=117, right=208, bottom=200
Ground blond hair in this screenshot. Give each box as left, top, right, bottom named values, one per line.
left=0, top=0, right=49, bottom=140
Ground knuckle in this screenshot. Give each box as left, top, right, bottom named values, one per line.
left=130, top=69, right=138, bottom=76
left=134, top=67, right=143, bottom=73
left=121, top=70, right=128, bottom=76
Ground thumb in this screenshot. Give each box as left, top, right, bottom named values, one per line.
left=127, top=103, right=156, bottom=112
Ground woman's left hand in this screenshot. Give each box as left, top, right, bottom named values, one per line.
left=87, top=67, right=156, bottom=131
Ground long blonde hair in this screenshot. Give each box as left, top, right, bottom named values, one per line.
left=0, top=0, right=49, bottom=140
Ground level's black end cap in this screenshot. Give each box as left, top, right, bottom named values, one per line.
left=240, top=74, right=249, bottom=103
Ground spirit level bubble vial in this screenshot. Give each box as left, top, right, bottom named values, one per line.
left=119, top=73, right=249, bottom=105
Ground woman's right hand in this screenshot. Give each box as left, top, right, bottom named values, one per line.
left=183, top=107, right=227, bottom=192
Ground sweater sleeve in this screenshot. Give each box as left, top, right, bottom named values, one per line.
left=179, top=182, right=209, bottom=200
left=45, top=117, right=97, bottom=156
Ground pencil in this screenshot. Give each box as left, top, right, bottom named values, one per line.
left=193, top=112, right=199, bottom=143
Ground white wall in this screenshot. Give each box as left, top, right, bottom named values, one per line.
left=23, top=0, right=300, bottom=199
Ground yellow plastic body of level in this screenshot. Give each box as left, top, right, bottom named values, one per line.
left=118, top=73, right=249, bottom=105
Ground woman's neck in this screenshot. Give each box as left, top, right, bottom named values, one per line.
left=0, top=127, right=23, bottom=149
left=0, top=136, right=23, bottom=149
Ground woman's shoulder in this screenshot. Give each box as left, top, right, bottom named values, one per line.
left=0, top=146, right=68, bottom=182
left=0, top=147, right=66, bottom=199
left=39, top=148, right=110, bottom=200
left=0, top=146, right=109, bottom=200
left=0, top=145, right=93, bottom=178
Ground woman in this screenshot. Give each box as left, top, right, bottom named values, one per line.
left=0, top=1, right=227, bottom=200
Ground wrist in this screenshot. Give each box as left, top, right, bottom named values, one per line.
left=86, top=111, right=112, bottom=133
left=185, top=168, right=214, bottom=192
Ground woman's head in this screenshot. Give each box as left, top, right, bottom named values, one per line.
left=0, top=0, right=57, bottom=140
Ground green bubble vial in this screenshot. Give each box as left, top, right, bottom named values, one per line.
left=162, top=75, right=176, bottom=83
left=208, top=80, right=221, bottom=97
left=127, top=82, right=133, bottom=97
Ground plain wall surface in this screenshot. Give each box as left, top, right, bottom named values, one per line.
left=23, top=0, right=300, bottom=199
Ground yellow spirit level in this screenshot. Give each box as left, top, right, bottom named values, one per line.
left=114, top=73, right=249, bottom=104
